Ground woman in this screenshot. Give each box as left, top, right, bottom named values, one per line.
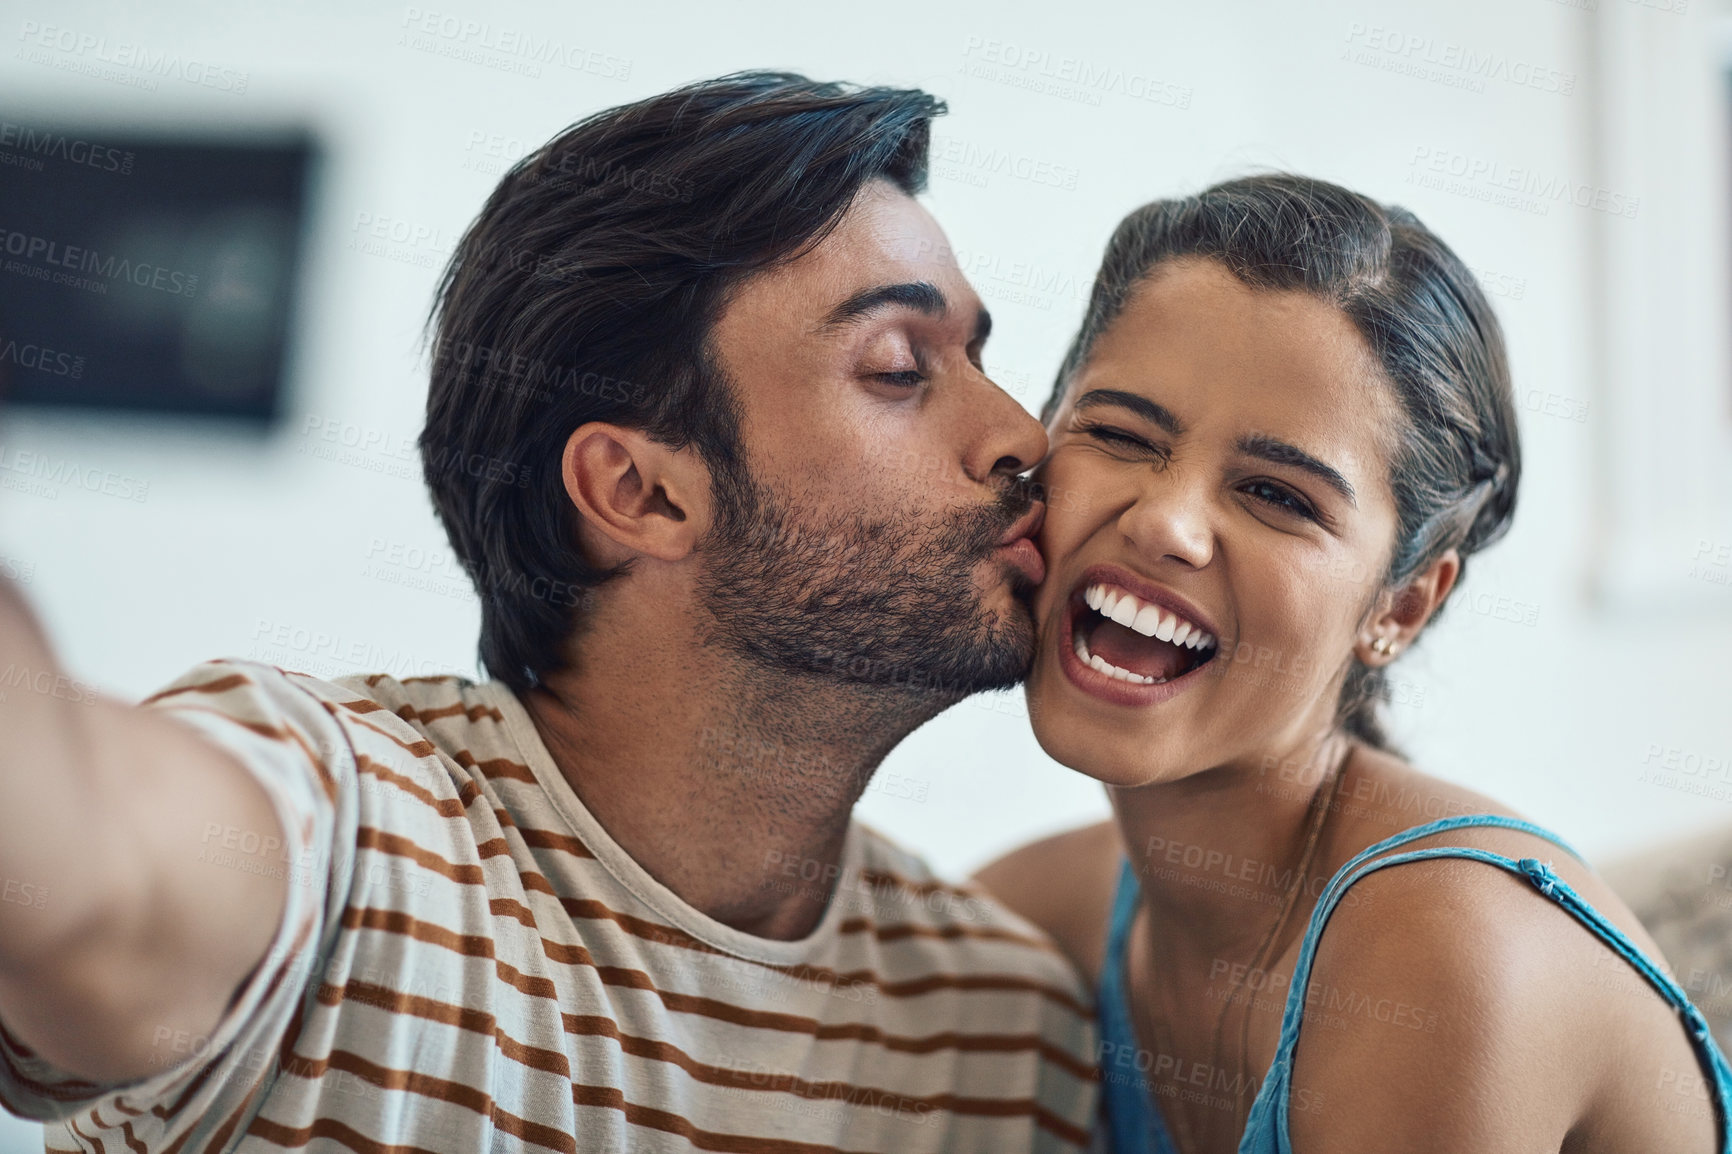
left=976, top=174, right=1732, bottom=1153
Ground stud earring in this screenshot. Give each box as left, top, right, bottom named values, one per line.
left=1371, top=636, right=1394, bottom=656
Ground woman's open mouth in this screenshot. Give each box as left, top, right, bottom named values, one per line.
left=1059, top=568, right=1221, bottom=704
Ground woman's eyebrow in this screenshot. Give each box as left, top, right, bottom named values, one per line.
left=1073, top=388, right=1184, bottom=435
left=1236, top=433, right=1357, bottom=505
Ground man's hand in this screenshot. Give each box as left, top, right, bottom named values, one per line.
left=0, top=580, right=289, bottom=1085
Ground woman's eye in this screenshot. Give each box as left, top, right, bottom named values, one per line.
left=1242, top=479, right=1319, bottom=521
left=875, top=370, right=926, bottom=388
left=1079, top=422, right=1165, bottom=460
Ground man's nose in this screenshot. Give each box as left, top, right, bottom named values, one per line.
left=971, top=383, right=1049, bottom=486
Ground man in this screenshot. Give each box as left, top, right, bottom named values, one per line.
left=0, top=72, right=1096, bottom=1152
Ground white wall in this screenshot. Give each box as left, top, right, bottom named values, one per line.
left=2, top=0, right=1730, bottom=1143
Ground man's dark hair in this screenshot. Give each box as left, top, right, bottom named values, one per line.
left=1045, top=174, right=1520, bottom=750
left=421, top=71, right=944, bottom=692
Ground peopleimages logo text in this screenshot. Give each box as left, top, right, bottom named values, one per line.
left=0, top=122, right=133, bottom=173
left=0, top=229, right=198, bottom=296
left=959, top=36, right=1193, bottom=108
left=1407, top=146, right=1639, bottom=219
left=398, top=8, right=632, bottom=80
left=1344, top=23, right=1576, bottom=95
left=15, top=21, right=249, bottom=93
left=0, top=339, right=84, bottom=379
left=0, top=444, right=149, bottom=503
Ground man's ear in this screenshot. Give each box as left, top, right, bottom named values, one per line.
left=560, top=423, right=712, bottom=565
left=1354, top=549, right=1460, bottom=666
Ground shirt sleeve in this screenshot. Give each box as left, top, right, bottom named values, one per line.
left=0, top=660, right=360, bottom=1152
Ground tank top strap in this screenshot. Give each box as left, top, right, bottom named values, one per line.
left=1317, top=813, right=1587, bottom=906
left=1239, top=813, right=1732, bottom=1154
left=1098, top=857, right=1182, bottom=1154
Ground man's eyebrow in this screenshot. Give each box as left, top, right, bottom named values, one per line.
left=1073, top=388, right=1185, bottom=436
left=1236, top=433, right=1357, bottom=505
left=817, top=281, right=948, bottom=330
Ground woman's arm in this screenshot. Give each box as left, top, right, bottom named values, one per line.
left=1285, top=855, right=1716, bottom=1154
left=973, top=820, right=1123, bottom=987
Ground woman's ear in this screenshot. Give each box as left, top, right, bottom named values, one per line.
left=560, top=422, right=714, bottom=566
left=1355, top=549, right=1460, bottom=666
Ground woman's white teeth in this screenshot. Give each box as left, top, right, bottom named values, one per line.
left=1132, top=604, right=1162, bottom=635
left=1080, top=583, right=1216, bottom=650
left=1073, top=629, right=1162, bottom=684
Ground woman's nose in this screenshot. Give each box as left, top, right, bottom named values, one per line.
left=1116, top=473, right=1214, bottom=570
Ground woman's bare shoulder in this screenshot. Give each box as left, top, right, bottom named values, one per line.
left=1329, top=748, right=1651, bottom=940
left=973, top=820, right=1125, bottom=986
left=1288, top=748, right=1718, bottom=1152
left=1291, top=838, right=1717, bottom=1153
left=1326, top=745, right=1521, bottom=836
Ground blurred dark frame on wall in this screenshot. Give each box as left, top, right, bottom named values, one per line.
left=0, top=124, right=317, bottom=426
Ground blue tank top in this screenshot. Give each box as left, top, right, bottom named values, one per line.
left=1095, top=813, right=1732, bottom=1154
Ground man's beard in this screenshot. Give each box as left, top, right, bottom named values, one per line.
left=695, top=466, right=1039, bottom=700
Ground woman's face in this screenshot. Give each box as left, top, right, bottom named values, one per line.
left=1027, top=257, right=1406, bottom=787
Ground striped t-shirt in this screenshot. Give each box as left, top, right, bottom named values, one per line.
left=0, top=660, right=1098, bottom=1153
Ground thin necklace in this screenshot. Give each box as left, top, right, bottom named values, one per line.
left=1132, top=749, right=1351, bottom=1154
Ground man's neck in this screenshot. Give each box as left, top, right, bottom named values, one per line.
left=519, top=631, right=952, bottom=941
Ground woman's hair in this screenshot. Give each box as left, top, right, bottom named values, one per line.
left=1042, top=173, right=1520, bottom=749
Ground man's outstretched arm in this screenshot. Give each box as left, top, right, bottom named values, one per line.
left=0, top=580, right=289, bottom=1085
